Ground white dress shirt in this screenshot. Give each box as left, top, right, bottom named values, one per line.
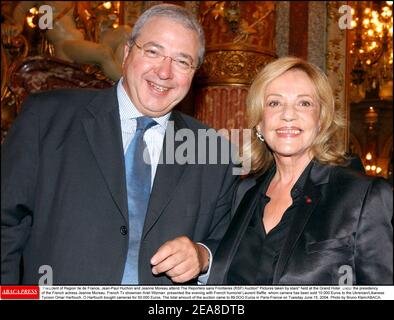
left=117, top=79, right=212, bottom=284
left=117, top=79, right=170, bottom=187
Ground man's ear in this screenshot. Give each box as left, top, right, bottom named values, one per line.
left=122, top=44, right=130, bottom=66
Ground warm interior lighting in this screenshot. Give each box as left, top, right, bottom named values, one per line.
left=103, top=2, right=112, bottom=10
left=350, top=1, right=393, bottom=99
left=364, top=153, right=383, bottom=176
left=26, top=6, right=38, bottom=28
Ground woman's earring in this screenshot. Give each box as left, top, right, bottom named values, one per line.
left=254, top=127, right=265, bottom=142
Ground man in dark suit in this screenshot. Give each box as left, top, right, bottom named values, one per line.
left=1, top=4, right=238, bottom=285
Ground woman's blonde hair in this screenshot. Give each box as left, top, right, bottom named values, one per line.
left=243, top=56, right=348, bottom=174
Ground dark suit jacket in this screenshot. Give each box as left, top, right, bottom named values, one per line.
left=1, top=85, right=238, bottom=285
left=208, top=161, right=393, bottom=285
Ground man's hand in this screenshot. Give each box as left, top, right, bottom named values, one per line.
left=150, top=236, right=209, bottom=283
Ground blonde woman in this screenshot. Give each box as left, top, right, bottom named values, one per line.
left=208, top=57, right=392, bottom=285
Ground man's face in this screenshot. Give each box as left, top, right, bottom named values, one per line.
left=121, top=16, right=200, bottom=117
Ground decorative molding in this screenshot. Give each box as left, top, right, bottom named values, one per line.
left=123, top=1, right=144, bottom=28
left=197, top=50, right=275, bottom=85
left=308, top=1, right=327, bottom=71
left=184, top=1, right=201, bottom=17
left=200, top=2, right=276, bottom=51
left=195, top=2, right=276, bottom=130
left=326, top=1, right=349, bottom=152
left=194, top=86, right=249, bottom=130
left=289, top=1, right=309, bottom=59
left=275, top=1, right=290, bottom=57
left=1, top=55, right=113, bottom=141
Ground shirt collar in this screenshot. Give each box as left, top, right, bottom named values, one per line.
left=117, top=78, right=170, bottom=129
left=290, top=160, right=314, bottom=199
left=259, top=159, right=314, bottom=200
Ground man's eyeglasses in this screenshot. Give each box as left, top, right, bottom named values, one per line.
left=129, top=40, right=197, bottom=73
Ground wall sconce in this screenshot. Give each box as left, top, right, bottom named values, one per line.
left=364, top=152, right=382, bottom=175
left=364, top=106, right=379, bottom=130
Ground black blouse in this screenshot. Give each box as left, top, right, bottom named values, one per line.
left=227, top=161, right=313, bottom=284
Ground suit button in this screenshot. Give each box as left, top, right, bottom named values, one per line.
left=120, top=226, right=128, bottom=235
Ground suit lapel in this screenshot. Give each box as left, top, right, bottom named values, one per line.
left=208, top=168, right=277, bottom=284
left=82, top=86, right=128, bottom=222
left=272, top=161, right=331, bottom=284
left=142, top=111, right=187, bottom=239
left=208, top=177, right=260, bottom=284
left=232, top=179, right=256, bottom=217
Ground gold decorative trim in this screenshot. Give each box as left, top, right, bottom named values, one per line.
left=308, top=1, right=326, bottom=70
left=326, top=1, right=349, bottom=152
left=275, top=1, right=290, bottom=57
left=197, top=50, right=274, bottom=85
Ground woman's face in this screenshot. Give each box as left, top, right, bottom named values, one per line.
left=258, top=69, right=321, bottom=162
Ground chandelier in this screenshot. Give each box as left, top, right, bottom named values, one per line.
left=350, top=1, right=393, bottom=100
